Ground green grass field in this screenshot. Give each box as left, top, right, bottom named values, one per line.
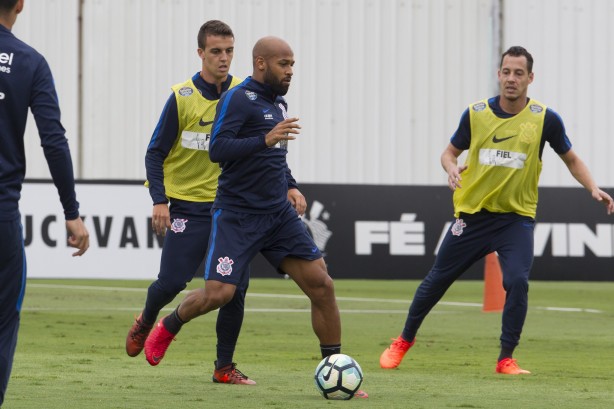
left=7, top=278, right=614, bottom=408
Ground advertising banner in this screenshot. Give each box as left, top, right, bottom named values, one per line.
left=253, top=185, right=614, bottom=281
left=22, top=181, right=614, bottom=280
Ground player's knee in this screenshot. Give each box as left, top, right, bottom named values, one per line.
left=166, top=282, right=189, bottom=297
left=503, top=274, right=529, bottom=292
left=306, top=270, right=335, bottom=301
left=202, top=282, right=236, bottom=309
left=151, top=278, right=187, bottom=297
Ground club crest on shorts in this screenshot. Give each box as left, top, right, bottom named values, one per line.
left=216, top=256, right=234, bottom=276
left=170, top=218, right=188, bottom=233
left=451, top=218, right=466, bottom=236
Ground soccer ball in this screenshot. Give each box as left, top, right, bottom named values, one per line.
left=314, top=353, right=363, bottom=400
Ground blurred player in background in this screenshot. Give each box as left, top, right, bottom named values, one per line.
left=125, top=20, right=254, bottom=384
left=0, top=0, right=90, bottom=405
left=143, top=35, right=367, bottom=398
left=380, top=46, right=614, bottom=375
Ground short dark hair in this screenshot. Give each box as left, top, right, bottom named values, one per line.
left=500, top=46, right=534, bottom=73
left=197, top=20, right=234, bottom=50
left=0, top=0, right=19, bottom=12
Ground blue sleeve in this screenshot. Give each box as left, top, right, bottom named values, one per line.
left=286, top=166, right=298, bottom=190
left=209, top=91, right=267, bottom=163
left=31, top=57, right=79, bottom=220
left=543, top=108, right=572, bottom=155
left=449, top=108, right=471, bottom=150
left=145, top=94, right=179, bottom=204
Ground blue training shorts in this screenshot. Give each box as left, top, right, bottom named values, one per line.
left=204, top=202, right=321, bottom=285
left=158, top=199, right=212, bottom=284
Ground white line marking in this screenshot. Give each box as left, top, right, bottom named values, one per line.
left=26, top=283, right=604, bottom=314
left=21, top=306, right=440, bottom=314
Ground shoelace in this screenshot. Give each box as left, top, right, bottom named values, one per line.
left=221, top=364, right=250, bottom=380
left=231, top=367, right=250, bottom=380
left=501, top=359, right=519, bottom=368
left=391, top=338, right=410, bottom=350
left=130, top=318, right=152, bottom=341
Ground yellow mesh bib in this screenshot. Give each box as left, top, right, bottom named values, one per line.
left=453, top=99, right=546, bottom=218
left=160, top=76, right=242, bottom=202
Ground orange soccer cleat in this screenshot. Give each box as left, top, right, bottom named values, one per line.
left=212, top=362, right=257, bottom=385
left=495, top=358, right=531, bottom=375
left=125, top=313, right=153, bottom=357
left=144, top=318, right=176, bottom=366
left=380, top=336, right=415, bottom=369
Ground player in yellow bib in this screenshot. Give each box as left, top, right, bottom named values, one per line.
left=380, top=46, right=613, bottom=375
left=125, top=20, right=255, bottom=384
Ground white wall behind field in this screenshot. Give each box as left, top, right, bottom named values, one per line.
left=14, top=0, right=614, bottom=187
left=502, top=0, right=614, bottom=189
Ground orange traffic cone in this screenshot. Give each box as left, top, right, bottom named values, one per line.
left=483, top=252, right=506, bottom=312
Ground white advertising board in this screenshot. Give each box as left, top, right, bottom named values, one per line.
left=21, top=181, right=162, bottom=279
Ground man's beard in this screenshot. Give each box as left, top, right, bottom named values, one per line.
left=264, top=70, right=290, bottom=96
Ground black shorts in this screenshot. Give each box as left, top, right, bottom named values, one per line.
left=204, top=202, right=321, bottom=285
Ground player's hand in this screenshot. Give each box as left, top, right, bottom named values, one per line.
left=592, top=188, right=614, bottom=215
left=66, top=217, right=89, bottom=257
left=447, top=165, right=467, bottom=191
left=288, top=188, right=307, bottom=216
left=265, top=117, right=301, bottom=147
left=152, top=203, right=171, bottom=236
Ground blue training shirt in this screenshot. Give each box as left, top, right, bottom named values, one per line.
left=209, top=76, right=298, bottom=213
left=0, top=24, right=79, bottom=221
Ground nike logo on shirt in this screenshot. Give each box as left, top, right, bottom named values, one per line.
left=492, top=135, right=516, bottom=143
left=199, top=119, right=214, bottom=126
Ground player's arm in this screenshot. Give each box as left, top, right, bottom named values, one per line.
left=286, top=165, right=305, bottom=215
left=545, top=108, right=613, bottom=214
left=287, top=188, right=306, bottom=216
left=145, top=94, right=178, bottom=204
left=66, top=217, right=89, bottom=256
left=209, top=93, right=266, bottom=162
left=442, top=109, right=470, bottom=191
left=145, top=94, right=179, bottom=234
left=559, top=149, right=614, bottom=214
left=30, top=57, right=90, bottom=255
left=441, top=144, right=465, bottom=191
left=264, top=117, right=300, bottom=147
left=30, top=57, right=81, bottom=220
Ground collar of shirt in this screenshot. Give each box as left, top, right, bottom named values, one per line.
left=191, top=71, right=234, bottom=100
left=243, top=76, right=282, bottom=103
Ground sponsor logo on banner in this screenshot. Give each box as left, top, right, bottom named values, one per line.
left=355, top=213, right=425, bottom=255
left=301, top=200, right=332, bottom=254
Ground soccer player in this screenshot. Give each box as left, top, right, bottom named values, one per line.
left=143, top=36, right=367, bottom=398
left=124, top=20, right=254, bottom=384
left=380, top=46, right=614, bottom=375
left=0, top=0, right=90, bottom=405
